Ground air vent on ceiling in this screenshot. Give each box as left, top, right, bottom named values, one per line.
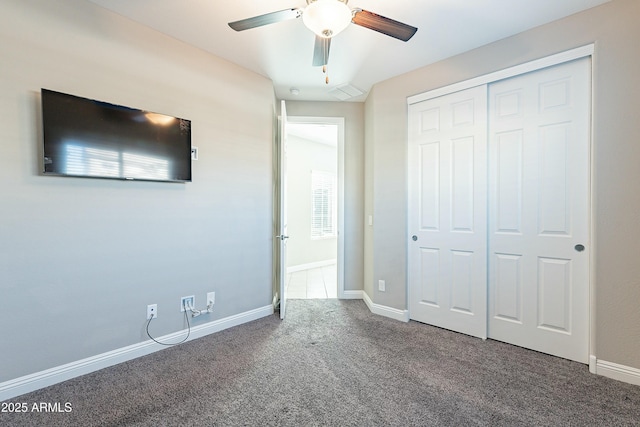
left=329, top=84, right=364, bottom=101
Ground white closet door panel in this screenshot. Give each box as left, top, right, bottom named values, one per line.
left=537, top=257, right=572, bottom=333
left=539, top=124, right=571, bottom=235
left=495, top=130, right=523, bottom=234
left=419, top=142, right=440, bottom=230
left=420, top=107, right=440, bottom=133
left=451, top=137, right=475, bottom=232
left=419, top=247, right=440, bottom=306
left=493, top=253, right=523, bottom=323
left=409, top=85, right=488, bottom=339
left=488, top=58, right=590, bottom=363
left=450, top=250, right=474, bottom=314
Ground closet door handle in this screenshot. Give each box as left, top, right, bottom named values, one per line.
left=575, top=244, right=585, bottom=252
left=412, top=235, right=418, bottom=241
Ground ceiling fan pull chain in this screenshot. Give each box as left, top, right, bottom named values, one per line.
left=323, top=64, right=329, bottom=84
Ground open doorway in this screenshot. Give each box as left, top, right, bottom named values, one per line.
left=284, top=117, right=344, bottom=300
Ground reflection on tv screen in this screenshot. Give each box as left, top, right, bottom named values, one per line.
left=42, top=89, right=192, bottom=183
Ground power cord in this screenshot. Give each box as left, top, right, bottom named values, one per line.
left=146, top=299, right=213, bottom=345
left=145, top=308, right=190, bottom=346
left=185, top=300, right=214, bottom=318
left=186, top=300, right=201, bottom=317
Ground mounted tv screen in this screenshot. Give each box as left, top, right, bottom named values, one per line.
left=41, top=89, right=192, bottom=183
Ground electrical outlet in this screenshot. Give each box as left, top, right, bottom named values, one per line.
left=378, top=280, right=386, bottom=292
left=147, top=304, right=157, bottom=319
left=181, top=295, right=195, bottom=312
left=207, top=292, right=215, bottom=306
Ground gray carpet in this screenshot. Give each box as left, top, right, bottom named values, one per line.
left=2, top=299, right=640, bottom=426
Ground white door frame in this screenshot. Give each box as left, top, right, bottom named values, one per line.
left=277, top=100, right=288, bottom=319
left=407, top=44, right=595, bottom=365
left=284, top=115, right=346, bottom=299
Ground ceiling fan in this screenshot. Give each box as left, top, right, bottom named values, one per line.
left=228, top=0, right=417, bottom=77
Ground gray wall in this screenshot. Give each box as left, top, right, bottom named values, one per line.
left=363, top=98, right=375, bottom=298
left=364, top=0, right=640, bottom=369
left=0, top=0, right=274, bottom=382
left=284, top=102, right=364, bottom=292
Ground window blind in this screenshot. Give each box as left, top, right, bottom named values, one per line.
left=311, top=170, right=337, bottom=239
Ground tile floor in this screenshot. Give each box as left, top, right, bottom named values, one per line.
left=286, top=264, right=337, bottom=299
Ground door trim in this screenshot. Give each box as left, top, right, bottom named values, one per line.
left=285, top=115, right=346, bottom=299
left=408, top=44, right=594, bottom=106
left=406, top=45, right=595, bottom=363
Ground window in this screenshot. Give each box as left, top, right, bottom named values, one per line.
left=311, top=170, right=337, bottom=239
left=64, top=143, right=169, bottom=180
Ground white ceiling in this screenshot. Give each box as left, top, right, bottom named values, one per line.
left=87, top=0, right=609, bottom=102
left=288, top=122, right=338, bottom=146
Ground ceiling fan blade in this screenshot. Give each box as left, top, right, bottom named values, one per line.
left=352, top=9, right=418, bottom=42
left=312, top=36, right=331, bottom=66
left=228, top=8, right=302, bottom=32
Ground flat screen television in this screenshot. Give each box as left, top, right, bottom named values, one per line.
left=41, top=89, right=192, bottom=183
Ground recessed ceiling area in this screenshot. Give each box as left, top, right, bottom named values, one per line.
left=86, top=0, right=610, bottom=102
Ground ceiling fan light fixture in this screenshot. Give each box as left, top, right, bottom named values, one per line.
left=303, top=0, right=352, bottom=38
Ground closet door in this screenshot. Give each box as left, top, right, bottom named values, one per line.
left=408, top=86, right=488, bottom=339
left=488, top=58, right=591, bottom=363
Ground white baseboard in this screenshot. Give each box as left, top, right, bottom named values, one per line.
left=339, top=290, right=363, bottom=299
left=0, top=304, right=273, bottom=402
left=594, top=358, right=640, bottom=386
left=287, top=259, right=336, bottom=274
left=362, top=292, right=410, bottom=322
